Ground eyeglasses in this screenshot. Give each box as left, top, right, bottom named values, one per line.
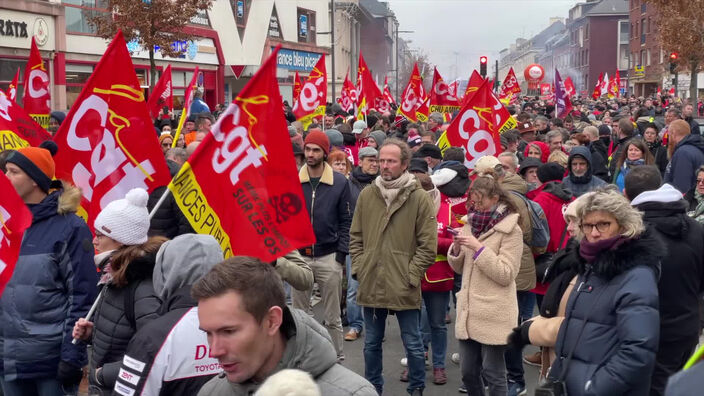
left=162, top=143, right=172, bottom=147
left=697, top=179, right=704, bottom=185
left=580, top=221, right=613, bottom=233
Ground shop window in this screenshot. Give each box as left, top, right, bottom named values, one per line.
left=66, top=63, right=94, bottom=108
left=231, top=0, right=251, bottom=38
left=0, top=59, right=26, bottom=103
left=297, top=8, right=316, bottom=44
left=63, top=0, right=109, bottom=35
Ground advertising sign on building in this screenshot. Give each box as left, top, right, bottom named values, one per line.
left=299, top=14, right=308, bottom=37
left=268, top=5, right=281, bottom=38
left=274, top=48, right=322, bottom=72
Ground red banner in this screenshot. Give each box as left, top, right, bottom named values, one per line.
left=293, top=55, right=327, bottom=129
left=7, top=68, right=19, bottom=102
left=498, top=67, right=521, bottom=100
left=173, top=66, right=200, bottom=146
left=383, top=76, right=395, bottom=105
left=564, top=76, right=576, bottom=97
left=338, top=71, right=355, bottom=113
left=53, top=31, right=171, bottom=227
left=356, top=53, right=382, bottom=114
left=429, top=67, right=461, bottom=114
left=0, top=172, right=32, bottom=297
left=22, top=37, right=51, bottom=129
left=592, top=72, right=604, bottom=100
left=0, top=91, right=52, bottom=151
left=147, top=64, right=173, bottom=120
left=540, top=83, right=553, bottom=100
left=293, top=71, right=303, bottom=105
left=168, top=46, right=315, bottom=261
left=463, top=70, right=484, bottom=105
left=398, top=63, right=423, bottom=122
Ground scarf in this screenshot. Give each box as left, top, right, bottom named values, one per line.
left=374, top=172, right=416, bottom=207
left=468, top=203, right=508, bottom=238
left=620, top=158, right=645, bottom=180
left=579, top=235, right=630, bottom=264
left=689, top=190, right=704, bottom=224
left=351, top=167, right=377, bottom=185
left=94, top=250, right=115, bottom=286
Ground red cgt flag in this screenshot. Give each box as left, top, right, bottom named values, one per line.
left=498, top=67, right=521, bottom=100
left=0, top=172, right=33, bottom=297
left=0, top=91, right=52, bottom=151
left=22, top=37, right=51, bottom=129
left=7, top=68, right=19, bottom=102
left=293, top=55, right=327, bottom=129
left=564, top=76, right=576, bottom=97
left=168, top=45, right=315, bottom=261
left=338, top=70, right=356, bottom=113
left=398, top=63, right=423, bottom=122
left=356, top=53, right=382, bottom=113
left=383, top=76, right=396, bottom=105
left=293, top=71, right=303, bottom=105
left=53, top=30, right=171, bottom=228
left=146, top=64, right=173, bottom=120
left=463, top=70, right=484, bottom=105
left=430, top=67, right=461, bottom=114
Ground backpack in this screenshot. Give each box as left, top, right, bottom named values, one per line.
left=509, top=191, right=550, bottom=250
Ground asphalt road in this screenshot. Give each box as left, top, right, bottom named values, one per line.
left=313, top=302, right=541, bottom=396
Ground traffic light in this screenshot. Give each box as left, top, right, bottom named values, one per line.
left=670, top=52, right=678, bottom=73
left=479, top=56, right=488, bottom=77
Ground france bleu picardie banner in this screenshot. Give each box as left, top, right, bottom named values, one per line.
left=429, top=67, right=461, bottom=114
left=0, top=91, right=52, bottom=151
left=22, top=37, right=51, bottom=129
left=0, top=172, right=32, bottom=297
left=168, top=45, right=315, bottom=261
left=397, top=63, right=423, bottom=121
left=146, top=64, right=173, bottom=120
left=172, top=65, right=200, bottom=148
left=437, top=79, right=517, bottom=157
left=52, top=30, right=171, bottom=228
left=293, top=54, right=327, bottom=129
left=7, top=68, right=19, bottom=102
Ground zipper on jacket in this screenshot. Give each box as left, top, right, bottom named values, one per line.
left=310, top=187, right=317, bottom=256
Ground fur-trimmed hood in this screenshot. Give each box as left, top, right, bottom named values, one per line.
left=29, top=181, right=82, bottom=223
left=57, top=181, right=82, bottom=215
left=577, top=227, right=664, bottom=280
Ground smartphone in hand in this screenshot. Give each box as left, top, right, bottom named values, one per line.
left=446, top=226, right=459, bottom=236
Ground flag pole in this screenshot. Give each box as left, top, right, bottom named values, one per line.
left=148, top=188, right=172, bottom=221
left=71, top=288, right=106, bottom=344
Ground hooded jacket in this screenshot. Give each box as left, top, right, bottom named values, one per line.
left=0, top=184, right=98, bottom=380
left=523, top=141, right=550, bottom=163
left=531, top=181, right=573, bottom=253
left=588, top=140, right=609, bottom=182
left=112, top=235, right=224, bottom=396
left=561, top=146, right=607, bottom=197
left=500, top=173, right=536, bottom=291
left=197, top=308, right=377, bottom=396
left=646, top=140, right=669, bottom=176
left=664, top=134, right=704, bottom=193
left=549, top=229, right=663, bottom=396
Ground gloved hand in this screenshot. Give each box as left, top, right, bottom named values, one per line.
left=57, top=360, right=83, bottom=388
left=335, top=251, right=346, bottom=265
left=507, top=319, right=533, bottom=350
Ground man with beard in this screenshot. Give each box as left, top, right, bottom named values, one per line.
left=351, top=138, right=437, bottom=395
left=562, top=146, right=606, bottom=197
left=294, top=130, right=353, bottom=361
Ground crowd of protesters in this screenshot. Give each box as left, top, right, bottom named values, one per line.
left=2, top=91, right=704, bottom=396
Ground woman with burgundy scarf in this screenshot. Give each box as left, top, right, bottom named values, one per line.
left=537, top=190, right=662, bottom=395
left=448, top=171, right=523, bottom=395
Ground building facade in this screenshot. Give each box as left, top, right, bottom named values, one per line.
left=628, top=0, right=666, bottom=97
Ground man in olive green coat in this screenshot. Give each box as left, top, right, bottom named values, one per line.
left=350, top=138, right=438, bottom=396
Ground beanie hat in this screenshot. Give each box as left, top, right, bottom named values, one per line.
left=159, top=134, right=172, bottom=145
left=598, top=124, right=611, bottom=136
left=304, top=130, right=330, bottom=156
left=407, top=130, right=422, bottom=148
left=50, top=111, right=66, bottom=125
left=417, top=144, right=442, bottom=160
left=537, top=162, right=565, bottom=183
left=6, top=140, right=57, bottom=193
left=325, top=129, right=344, bottom=148
left=94, top=188, right=150, bottom=246
left=369, top=130, right=386, bottom=147
left=358, top=146, right=378, bottom=161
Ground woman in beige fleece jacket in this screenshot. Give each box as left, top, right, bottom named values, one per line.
left=447, top=171, right=523, bottom=395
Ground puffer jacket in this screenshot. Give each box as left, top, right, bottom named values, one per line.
left=197, top=308, right=377, bottom=395
left=665, top=134, right=704, bottom=193
left=447, top=212, right=523, bottom=345
left=549, top=229, right=663, bottom=395
left=89, top=252, right=162, bottom=392
left=350, top=175, right=438, bottom=311
left=147, top=186, right=194, bottom=239
left=0, top=184, right=98, bottom=380
left=500, top=173, right=536, bottom=291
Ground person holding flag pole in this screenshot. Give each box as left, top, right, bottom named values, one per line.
left=171, top=67, right=200, bottom=149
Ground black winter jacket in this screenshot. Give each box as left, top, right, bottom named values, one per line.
left=549, top=229, right=663, bottom=395
left=90, top=253, right=162, bottom=393
left=299, top=163, right=353, bottom=259
left=665, top=134, right=704, bottom=193
left=588, top=140, right=609, bottom=182
left=147, top=186, right=194, bottom=239
left=647, top=140, right=669, bottom=176
left=636, top=200, right=704, bottom=342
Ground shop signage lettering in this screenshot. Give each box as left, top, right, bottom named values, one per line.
left=0, top=19, right=29, bottom=38
left=268, top=6, right=281, bottom=38
left=275, top=48, right=322, bottom=72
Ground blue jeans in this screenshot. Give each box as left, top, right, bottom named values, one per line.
left=505, top=290, right=536, bottom=385
left=0, top=377, right=75, bottom=396
left=421, top=291, right=450, bottom=368
left=346, top=256, right=363, bottom=332
left=364, top=307, right=425, bottom=394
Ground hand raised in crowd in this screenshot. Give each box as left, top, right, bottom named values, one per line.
left=72, top=317, right=94, bottom=341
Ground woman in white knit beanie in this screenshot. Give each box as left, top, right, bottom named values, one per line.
left=72, top=188, right=166, bottom=394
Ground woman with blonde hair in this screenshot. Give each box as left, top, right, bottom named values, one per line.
left=447, top=170, right=522, bottom=394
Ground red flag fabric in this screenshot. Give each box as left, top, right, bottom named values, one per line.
left=146, top=65, right=173, bottom=120
left=448, top=80, right=459, bottom=99
left=338, top=71, right=355, bottom=113
left=52, top=31, right=171, bottom=228
left=22, top=37, right=51, bottom=129
left=174, top=66, right=200, bottom=147
left=430, top=68, right=461, bottom=114
left=7, top=68, right=19, bottom=102
left=592, top=72, right=604, bottom=100
left=564, top=76, right=576, bottom=97
left=0, top=172, right=33, bottom=297
left=293, top=71, right=303, bottom=105
left=356, top=53, right=382, bottom=114
left=539, top=83, right=553, bottom=100
left=0, top=91, right=52, bottom=151
left=463, top=70, right=484, bottom=105
left=383, top=76, right=396, bottom=105
left=293, top=55, right=327, bottom=129
left=398, top=63, right=423, bottom=121
left=498, top=67, right=521, bottom=100
left=168, top=45, right=315, bottom=260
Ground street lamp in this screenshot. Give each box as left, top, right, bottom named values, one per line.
left=395, top=24, right=414, bottom=100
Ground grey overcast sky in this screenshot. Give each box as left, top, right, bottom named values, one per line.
left=387, top=0, right=577, bottom=80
